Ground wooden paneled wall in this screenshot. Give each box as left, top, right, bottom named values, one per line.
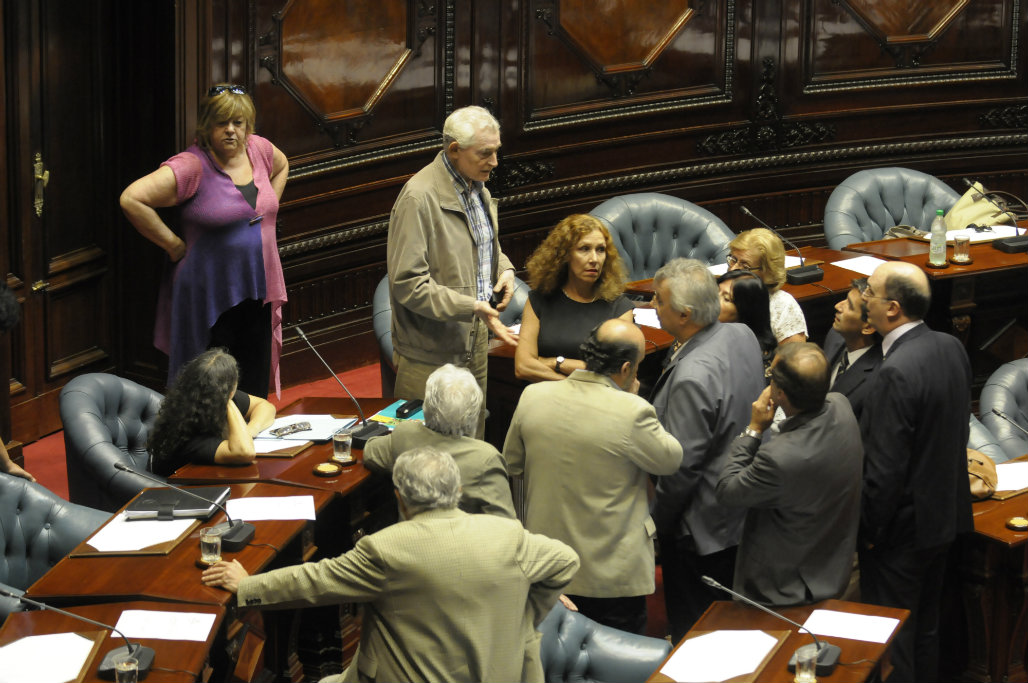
left=118, top=0, right=1028, bottom=387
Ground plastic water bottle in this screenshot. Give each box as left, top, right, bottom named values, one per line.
left=928, top=209, right=947, bottom=267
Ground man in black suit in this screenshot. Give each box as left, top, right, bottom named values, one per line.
left=858, top=261, right=972, bottom=682
left=822, top=278, right=882, bottom=421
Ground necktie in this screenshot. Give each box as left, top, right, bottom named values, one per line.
left=837, top=352, right=850, bottom=376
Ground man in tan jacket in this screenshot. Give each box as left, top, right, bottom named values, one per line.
left=202, top=448, right=578, bottom=683
left=503, top=318, right=682, bottom=634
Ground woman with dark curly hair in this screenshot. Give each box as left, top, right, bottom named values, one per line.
left=148, top=348, right=276, bottom=477
left=515, top=214, right=634, bottom=382
left=716, top=270, right=776, bottom=375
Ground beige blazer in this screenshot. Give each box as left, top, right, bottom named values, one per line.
left=363, top=421, right=516, bottom=519
left=502, top=370, right=682, bottom=597
left=238, top=508, right=579, bottom=683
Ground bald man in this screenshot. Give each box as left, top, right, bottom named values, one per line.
left=503, top=318, right=682, bottom=634
left=716, top=343, right=862, bottom=606
left=858, top=261, right=972, bottom=682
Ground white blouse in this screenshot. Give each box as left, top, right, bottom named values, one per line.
left=769, top=289, right=808, bottom=342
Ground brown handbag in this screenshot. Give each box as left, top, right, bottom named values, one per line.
left=968, top=448, right=998, bottom=501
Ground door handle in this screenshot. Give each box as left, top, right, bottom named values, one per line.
left=33, top=152, right=50, bottom=217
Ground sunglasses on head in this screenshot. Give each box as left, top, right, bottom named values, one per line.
left=207, top=84, right=247, bottom=97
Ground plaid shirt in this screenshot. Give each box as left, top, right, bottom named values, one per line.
left=442, top=153, right=495, bottom=302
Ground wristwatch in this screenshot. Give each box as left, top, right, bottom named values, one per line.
left=555, top=356, right=566, bottom=374
left=742, top=427, right=763, bottom=440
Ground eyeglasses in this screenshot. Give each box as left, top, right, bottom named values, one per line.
left=207, top=84, right=247, bottom=97
left=860, top=284, right=892, bottom=302
left=726, top=253, right=759, bottom=271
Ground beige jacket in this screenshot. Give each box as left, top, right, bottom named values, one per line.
left=386, top=151, right=513, bottom=365
left=363, top=420, right=516, bottom=519
left=238, top=508, right=579, bottom=683
left=503, top=370, right=683, bottom=597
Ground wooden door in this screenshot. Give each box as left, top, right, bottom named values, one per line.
left=5, top=0, right=116, bottom=442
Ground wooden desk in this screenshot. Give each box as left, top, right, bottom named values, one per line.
left=647, top=599, right=909, bottom=683
left=958, top=487, right=1028, bottom=683
left=0, top=601, right=225, bottom=683
left=26, top=482, right=331, bottom=607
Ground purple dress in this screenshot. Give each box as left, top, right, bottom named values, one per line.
left=154, top=135, right=287, bottom=392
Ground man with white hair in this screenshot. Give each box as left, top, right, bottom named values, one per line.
left=387, top=106, right=518, bottom=437
left=649, top=257, right=765, bottom=640
left=202, top=447, right=579, bottom=683
left=364, top=363, right=516, bottom=518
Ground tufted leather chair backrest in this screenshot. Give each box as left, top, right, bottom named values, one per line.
left=60, top=373, right=165, bottom=512
left=823, top=167, right=961, bottom=250
left=538, top=603, right=671, bottom=683
left=588, top=193, right=735, bottom=281
left=0, top=473, right=110, bottom=621
left=980, top=359, right=1028, bottom=462
left=968, top=413, right=1011, bottom=464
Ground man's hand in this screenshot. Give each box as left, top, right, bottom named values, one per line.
left=749, top=385, right=775, bottom=433
left=493, top=269, right=516, bottom=312
left=473, top=300, right=519, bottom=347
left=201, top=559, right=249, bottom=594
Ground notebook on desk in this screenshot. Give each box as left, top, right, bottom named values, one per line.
left=123, top=486, right=230, bottom=520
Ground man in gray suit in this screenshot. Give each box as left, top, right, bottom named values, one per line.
left=504, top=318, right=683, bottom=634
left=364, top=363, right=516, bottom=518
left=717, top=342, right=863, bottom=606
left=202, top=448, right=579, bottom=683
left=649, top=258, right=765, bottom=640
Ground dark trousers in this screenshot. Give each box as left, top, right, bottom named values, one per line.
left=209, top=298, right=271, bottom=398
left=859, top=541, right=949, bottom=683
left=658, top=533, right=737, bottom=642
left=567, top=594, right=648, bottom=635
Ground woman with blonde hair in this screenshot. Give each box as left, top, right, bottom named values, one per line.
left=726, top=228, right=807, bottom=344
left=121, top=84, right=289, bottom=396
left=514, top=214, right=635, bottom=382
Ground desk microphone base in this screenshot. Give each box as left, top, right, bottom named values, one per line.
left=786, top=266, right=825, bottom=285
left=352, top=421, right=391, bottom=449
left=212, top=520, right=256, bottom=552
left=98, top=643, right=155, bottom=680
left=992, top=235, right=1028, bottom=253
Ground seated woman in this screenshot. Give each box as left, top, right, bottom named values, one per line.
left=149, top=348, right=276, bottom=477
left=717, top=270, right=776, bottom=375
left=515, top=214, right=634, bottom=382
left=726, top=228, right=808, bottom=344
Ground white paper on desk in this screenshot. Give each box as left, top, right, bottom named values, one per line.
left=996, top=461, right=1028, bottom=491
left=227, top=495, right=316, bottom=521
left=633, top=308, right=660, bottom=329
left=827, top=255, right=889, bottom=277
left=257, top=415, right=357, bottom=441
left=948, top=225, right=1021, bottom=243
left=86, top=513, right=194, bottom=552
left=114, top=610, right=217, bottom=642
left=253, top=438, right=304, bottom=454
left=659, top=629, right=778, bottom=682
left=802, top=609, right=900, bottom=644
left=0, top=631, right=95, bottom=683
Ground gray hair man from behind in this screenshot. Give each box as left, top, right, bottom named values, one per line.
left=392, top=447, right=462, bottom=517
left=423, top=363, right=482, bottom=438
left=653, top=258, right=721, bottom=326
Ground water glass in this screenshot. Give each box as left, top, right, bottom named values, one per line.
left=332, top=429, right=354, bottom=464
left=114, top=655, right=138, bottom=683
left=952, top=234, right=972, bottom=263
left=793, top=643, right=818, bottom=683
left=199, top=527, right=223, bottom=566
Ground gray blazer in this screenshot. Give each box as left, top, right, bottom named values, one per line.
left=717, top=394, right=864, bottom=605
left=650, top=321, right=765, bottom=555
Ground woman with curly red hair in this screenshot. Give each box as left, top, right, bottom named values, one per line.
left=514, top=214, right=635, bottom=382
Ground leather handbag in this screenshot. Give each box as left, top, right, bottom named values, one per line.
left=944, top=182, right=1017, bottom=231
left=968, top=448, right=998, bottom=500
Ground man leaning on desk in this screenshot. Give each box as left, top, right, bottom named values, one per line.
left=202, top=447, right=579, bottom=683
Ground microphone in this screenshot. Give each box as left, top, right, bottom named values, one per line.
left=294, top=326, right=390, bottom=448
left=701, top=575, right=840, bottom=676
left=739, top=206, right=824, bottom=284
left=114, top=463, right=255, bottom=551
left=963, top=178, right=1028, bottom=253
left=0, top=587, right=155, bottom=680
left=991, top=408, right=1028, bottom=439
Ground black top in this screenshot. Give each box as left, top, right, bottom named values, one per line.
left=529, top=289, right=634, bottom=358
left=151, top=389, right=250, bottom=476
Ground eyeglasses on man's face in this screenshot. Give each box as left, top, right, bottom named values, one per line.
left=208, top=84, right=247, bottom=97
left=860, top=283, right=892, bottom=302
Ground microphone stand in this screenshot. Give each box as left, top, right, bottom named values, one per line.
left=991, top=408, right=1028, bottom=439
left=295, top=326, right=390, bottom=448
left=739, top=206, right=824, bottom=284
left=702, top=575, right=840, bottom=675
left=0, top=588, right=155, bottom=680
left=114, top=463, right=255, bottom=551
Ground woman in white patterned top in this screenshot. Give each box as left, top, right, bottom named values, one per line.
left=726, top=228, right=808, bottom=344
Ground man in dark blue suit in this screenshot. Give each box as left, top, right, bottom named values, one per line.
left=822, top=278, right=881, bottom=421
left=858, top=261, right=972, bottom=682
